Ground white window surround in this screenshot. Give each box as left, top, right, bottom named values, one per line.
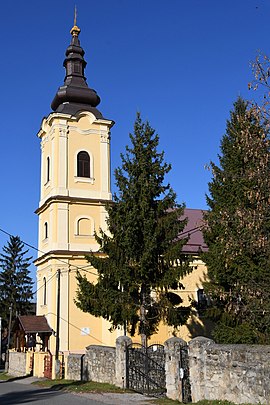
left=44, top=156, right=51, bottom=185
left=47, top=156, right=50, bottom=182
left=43, top=277, right=47, bottom=306
left=76, top=231, right=93, bottom=237
left=74, top=215, right=95, bottom=236
left=43, top=222, right=49, bottom=240
left=74, top=149, right=94, bottom=182
left=74, top=176, right=94, bottom=184
left=44, top=180, right=51, bottom=188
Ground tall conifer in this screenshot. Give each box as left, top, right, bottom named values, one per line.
left=76, top=113, right=192, bottom=345
left=0, top=236, right=33, bottom=327
left=203, top=98, right=270, bottom=343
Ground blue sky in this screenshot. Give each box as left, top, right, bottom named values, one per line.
left=0, top=0, right=269, bottom=283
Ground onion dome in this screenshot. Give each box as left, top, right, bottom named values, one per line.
left=51, top=21, right=102, bottom=117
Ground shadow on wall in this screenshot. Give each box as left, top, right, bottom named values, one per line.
left=187, top=315, right=215, bottom=340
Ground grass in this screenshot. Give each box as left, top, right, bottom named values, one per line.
left=0, top=371, right=34, bottom=382
left=33, top=379, right=249, bottom=405
left=0, top=371, right=10, bottom=381
left=33, top=378, right=126, bottom=393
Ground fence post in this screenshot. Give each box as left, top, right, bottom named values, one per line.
left=164, top=337, right=188, bottom=402
left=115, top=335, right=132, bottom=388
left=188, top=336, right=214, bottom=402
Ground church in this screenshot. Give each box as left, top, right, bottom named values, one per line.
left=34, top=20, right=207, bottom=354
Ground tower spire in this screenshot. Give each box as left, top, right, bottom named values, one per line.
left=74, top=5, right=77, bottom=25
left=70, top=5, right=81, bottom=37
left=51, top=14, right=102, bottom=117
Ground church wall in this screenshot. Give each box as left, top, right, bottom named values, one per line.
left=67, top=258, right=119, bottom=351
left=36, top=248, right=209, bottom=351
left=132, top=261, right=209, bottom=344
left=36, top=263, right=58, bottom=345
left=36, top=254, right=120, bottom=352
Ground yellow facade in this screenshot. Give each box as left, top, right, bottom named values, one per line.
left=147, top=259, right=208, bottom=344
left=35, top=26, right=209, bottom=354
left=35, top=111, right=122, bottom=353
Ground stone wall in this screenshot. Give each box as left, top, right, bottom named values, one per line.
left=189, top=337, right=270, bottom=404
left=64, top=336, right=270, bottom=404
left=65, top=338, right=131, bottom=386
left=8, top=352, right=27, bottom=377
left=84, top=345, right=116, bottom=385
left=65, top=354, right=84, bottom=381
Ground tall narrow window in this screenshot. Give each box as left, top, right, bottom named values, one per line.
left=77, top=151, right=90, bottom=178
left=43, top=277, right=47, bottom=305
left=197, top=288, right=207, bottom=315
left=46, top=157, right=50, bottom=182
left=44, top=222, right=48, bottom=239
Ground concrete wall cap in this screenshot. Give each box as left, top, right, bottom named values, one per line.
left=116, top=336, right=132, bottom=345
left=86, top=344, right=115, bottom=351
left=188, top=336, right=215, bottom=347
left=164, top=337, right=187, bottom=346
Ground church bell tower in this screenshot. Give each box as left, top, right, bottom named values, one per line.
left=35, top=21, right=114, bottom=352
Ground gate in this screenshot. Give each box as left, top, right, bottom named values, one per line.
left=44, top=353, right=52, bottom=379
left=180, top=344, right=192, bottom=403
left=126, top=343, right=166, bottom=397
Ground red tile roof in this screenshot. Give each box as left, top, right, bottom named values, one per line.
left=17, top=315, right=52, bottom=334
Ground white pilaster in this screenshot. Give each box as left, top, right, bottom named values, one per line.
left=57, top=202, right=69, bottom=250
left=58, top=125, right=68, bottom=191
left=100, top=129, right=110, bottom=195
left=60, top=266, right=69, bottom=351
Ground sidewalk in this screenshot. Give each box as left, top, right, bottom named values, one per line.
left=74, top=391, right=157, bottom=404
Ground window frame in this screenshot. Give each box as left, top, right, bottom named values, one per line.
left=43, top=277, right=47, bottom=306
left=46, top=156, right=50, bottom=183
left=74, top=149, right=94, bottom=183
left=44, top=222, right=48, bottom=240
left=77, top=151, right=90, bottom=178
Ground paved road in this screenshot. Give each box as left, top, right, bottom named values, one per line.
left=0, top=378, right=156, bottom=405
left=0, top=380, right=110, bottom=405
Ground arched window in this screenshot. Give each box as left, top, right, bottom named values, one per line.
left=43, top=277, right=47, bottom=305
left=44, top=222, right=48, bottom=239
left=77, top=151, right=90, bottom=178
left=77, top=218, right=92, bottom=236
left=46, top=157, right=50, bottom=182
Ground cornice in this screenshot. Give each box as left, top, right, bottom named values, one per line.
left=34, top=249, right=104, bottom=267
left=37, top=112, right=114, bottom=139
left=36, top=195, right=113, bottom=214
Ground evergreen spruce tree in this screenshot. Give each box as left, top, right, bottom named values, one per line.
left=203, top=97, right=270, bottom=344
left=76, top=113, right=192, bottom=345
left=0, top=236, right=33, bottom=327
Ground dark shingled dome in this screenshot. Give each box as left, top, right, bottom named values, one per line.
left=51, top=24, right=103, bottom=118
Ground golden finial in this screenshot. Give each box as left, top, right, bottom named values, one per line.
left=70, top=5, right=81, bottom=36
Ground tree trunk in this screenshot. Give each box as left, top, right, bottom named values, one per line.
left=140, top=284, right=147, bottom=348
